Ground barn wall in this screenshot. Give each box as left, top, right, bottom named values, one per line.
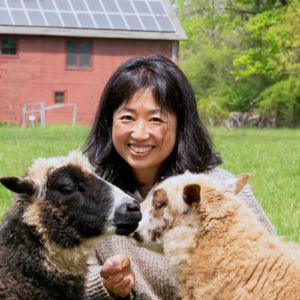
left=0, top=35, right=174, bottom=125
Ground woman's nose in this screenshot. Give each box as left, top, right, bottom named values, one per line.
left=131, top=121, right=150, bottom=140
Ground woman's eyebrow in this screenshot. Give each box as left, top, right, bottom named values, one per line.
left=149, top=109, right=167, bottom=116
left=120, top=107, right=135, bottom=113
left=119, top=107, right=167, bottom=116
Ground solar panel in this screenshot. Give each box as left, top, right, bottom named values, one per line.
left=141, top=16, right=158, bottom=30
left=0, top=0, right=175, bottom=32
left=60, top=12, right=78, bottom=27
left=109, top=14, right=126, bottom=29
left=55, top=0, right=72, bottom=11
left=148, top=1, right=165, bottom=14
left=133, top=1, right=150, bottom=14
left=93, top=13, right=110, bottom=28
left=40, top=0, right=55, bottom=10
left=86, top=0, right=103, bottom=11
left=125, top=15, right=143, bottom=30
left=117, top=0, right=134, bottom=13
left=70, top=0, right=87, bottom=11
left=44, top=11, right=62, bottom=26
left=8, top=0, right=22, bottom=8
left=77, top=13, right=94, bottom=28
left=28, top=10, right=46, bottom=25
left=0, top=10, right=12, bottom=24
left=11, top=10, right=29, bottom=25
left=102, top=0, right=119, bottom=13
left=157, top=16, right=173, bottom=31
left=24, top=0, right=39, bottom=9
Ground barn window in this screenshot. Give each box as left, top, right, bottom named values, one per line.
left=67, top=41, right=91, bottom=69
left=55, top=92, right=65, bottom=103
left=1, top=39, right=17, bottom=55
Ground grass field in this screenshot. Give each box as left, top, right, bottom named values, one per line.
left=0, top=125, right=299, bottom=242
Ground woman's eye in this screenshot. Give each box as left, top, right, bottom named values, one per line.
left=121, top=115, right=133, bottom=121
left=151, top=118, right=162, bottom=123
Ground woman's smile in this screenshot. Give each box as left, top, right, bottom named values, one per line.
left=129, top=144, right=154, bottom=156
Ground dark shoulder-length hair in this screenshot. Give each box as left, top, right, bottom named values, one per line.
left=84, top=55, right=222, bottom=192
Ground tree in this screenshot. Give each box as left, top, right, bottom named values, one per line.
left=172, top=0, right=299, bottom=126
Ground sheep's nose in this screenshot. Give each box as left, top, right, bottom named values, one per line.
left=114, top=199, right=142, bottom=225
left=126, top=199, right=140, bottom=212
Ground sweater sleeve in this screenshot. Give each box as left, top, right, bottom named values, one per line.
left=208, top=167, right=276, bottom=236
left=83, top=257, right=114, bottom=300
left=83, top=257, right=134, bottom=300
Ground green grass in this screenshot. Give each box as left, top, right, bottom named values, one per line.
left=0, top=125, right=299, bottom=242
left=210, top=128, right=300, bottom=242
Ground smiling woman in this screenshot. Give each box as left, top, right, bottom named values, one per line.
left=83, top=55, right=275, bottom=300
left=112, top=88, right=177, bottom=198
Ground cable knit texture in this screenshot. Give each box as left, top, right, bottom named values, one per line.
left=83, top=167, right=276, bottom=300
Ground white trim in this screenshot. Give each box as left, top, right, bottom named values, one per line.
left=172, top=41, right=177, bottom=62
left=52, top=0, right=65, bottom=27
left=82, top=0, right=97, bottom=28
left=36, top=0, right=49, bottom=26
left=99, top=0, right=113, bottom=29
left=114, top=0, right=130, bottom=30
left=3, top=0, right=15, bottom=25
left=128, top=0, right=145, bottom=30
left=145, top=0, right=161, bottom=31
left=67, top=0, right=82, bottom=28
left=20, top=0, right=32, bottom=25
left=0, top=24, right=187, bottom=40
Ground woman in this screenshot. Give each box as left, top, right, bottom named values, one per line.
left=83, top=55, right=275, bottom=300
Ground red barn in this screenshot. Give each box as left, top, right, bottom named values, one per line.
left=0, top=0, right=187, bottom=125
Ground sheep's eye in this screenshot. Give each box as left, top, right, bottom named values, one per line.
left=59, top=185, right=75, bottom=194
left=155, top=202, right=166, bottom=209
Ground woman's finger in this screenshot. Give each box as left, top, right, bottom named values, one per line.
left=101, top=260, right=122, bottom=278
left=103, top=274, right=124, bottom=290
left=111, top=278, right=132, bottom=296
left=119, top=283, right=133, bottom=298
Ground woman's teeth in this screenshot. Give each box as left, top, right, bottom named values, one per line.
left=130, top=145, right=153, bottom=153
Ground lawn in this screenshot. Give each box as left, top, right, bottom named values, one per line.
left=0, top=125, right=299, bottom=242
left=210, top=128, right=300, bottom=242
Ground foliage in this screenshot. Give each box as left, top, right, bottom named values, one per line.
left=173, top=0, right=300, bottom=126
left=254, top=77, right=300, bottom=126
left=233, top=3, right=300, bottom=77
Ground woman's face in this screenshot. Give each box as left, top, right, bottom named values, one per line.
left=112, top=88, right=177, bottom=175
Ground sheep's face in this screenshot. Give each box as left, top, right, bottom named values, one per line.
left=130, top=172, right=250, bottom=254
left=0, top=151, right=141, bottom=248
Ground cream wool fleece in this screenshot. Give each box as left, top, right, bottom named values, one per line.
left=83, top=167, right=276, bottom=300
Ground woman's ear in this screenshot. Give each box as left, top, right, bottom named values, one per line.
left=0, top=177, right=35, bottom=196
left=183, top=184, right=201, bottom=206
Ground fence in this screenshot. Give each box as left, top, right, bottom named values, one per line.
left=22, top=102, right=77, bottom=129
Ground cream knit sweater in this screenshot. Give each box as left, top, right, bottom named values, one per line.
left=83, top=167, right=276, bottom=300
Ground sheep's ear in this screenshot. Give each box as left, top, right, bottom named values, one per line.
left=0, top=177, right=35, bottom=196
left=224, top=174, right=251, bottom=195
left=183, top=184, right=201, bottom=206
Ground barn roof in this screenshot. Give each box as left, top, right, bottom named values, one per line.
left=0, top=0, right=187, bottom=40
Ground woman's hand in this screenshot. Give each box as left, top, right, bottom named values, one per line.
left=101, top=254, right=135, bottom=299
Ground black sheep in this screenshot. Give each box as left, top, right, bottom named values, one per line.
left=0, top=151, right=141, bottom=300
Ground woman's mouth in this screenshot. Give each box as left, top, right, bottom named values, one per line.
left=129, top=145, right=154, bottom=157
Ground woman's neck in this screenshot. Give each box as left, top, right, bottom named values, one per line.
left=133, top=167, right=157, bottom=199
